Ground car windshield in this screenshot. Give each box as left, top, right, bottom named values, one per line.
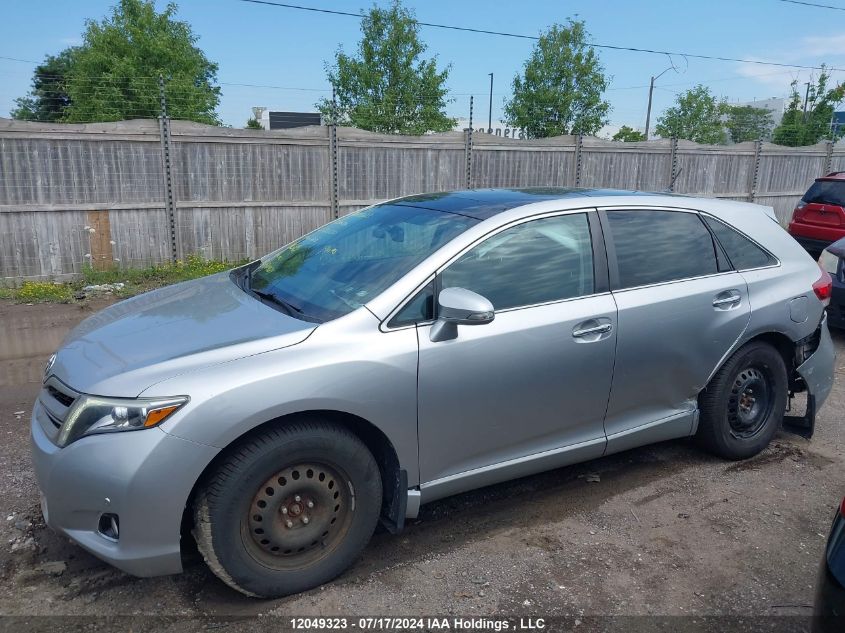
left=248, top=203, right=478, bottom=322
left=803, top=180, right=845, bottom=207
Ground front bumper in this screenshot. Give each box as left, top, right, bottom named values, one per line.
left=30, top=400, right=218, bottom=577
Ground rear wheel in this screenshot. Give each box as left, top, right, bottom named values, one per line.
left=193, top=420, right=382, bottom=597
left=697, top=341, right=788, bottom=460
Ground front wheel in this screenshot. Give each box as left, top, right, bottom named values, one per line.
left=193, top=420, right=382, bottom=597
left=696, top=341, right=788, bottom=460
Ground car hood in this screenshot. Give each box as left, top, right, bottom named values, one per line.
left=49, top=273, right=317, bottom=397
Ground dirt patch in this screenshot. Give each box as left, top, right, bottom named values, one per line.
left=722, top=441, right=836, bottom=473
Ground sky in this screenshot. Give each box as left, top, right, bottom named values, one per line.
left=1, top=0, right=844, bottom=134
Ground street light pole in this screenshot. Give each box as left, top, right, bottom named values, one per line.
left=488, top=73, right=494, bottom=134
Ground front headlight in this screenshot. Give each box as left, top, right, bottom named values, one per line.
left=57, top=395, right=188, bottom=447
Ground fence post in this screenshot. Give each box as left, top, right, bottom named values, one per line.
left=748, top=139, right=763, bottom=202
left=824, top=140, right=834, bottom=175
left=464, top=96, right=474, bottom=189
left=667, top=137, right=679, bottom=192
left=328, top=124, right=339, bottom=219
left=158, top=74, right=177, bottom=263
left=572, top=134, right=584, bottom=186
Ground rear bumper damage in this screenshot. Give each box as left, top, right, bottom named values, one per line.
left=784, top=314, right=836, bottom=439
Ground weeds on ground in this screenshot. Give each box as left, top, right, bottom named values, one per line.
left=82, top=254, right=236, bottom=288
left=14, top=282, right=74, bottom=303
left=1, top=255, right=245, bottom=304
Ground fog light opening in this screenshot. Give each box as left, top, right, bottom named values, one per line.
left=98, top=513, right=119, bottom=541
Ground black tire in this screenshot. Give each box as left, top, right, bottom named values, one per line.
left=697, top=341, right=788, bottom=460
left=193, top=420, right=382, bottom=598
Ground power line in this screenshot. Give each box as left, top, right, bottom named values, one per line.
left=776, top=0, right=845, bottom=10
left=238, top=0, right=845, bottom=72
left=0, top=55, right=39, bottom=63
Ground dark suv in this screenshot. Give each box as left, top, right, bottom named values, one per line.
left=788, top=172, right=845, bottom=258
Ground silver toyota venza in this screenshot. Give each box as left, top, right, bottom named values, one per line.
left=32, top=189, right=835, bottom=597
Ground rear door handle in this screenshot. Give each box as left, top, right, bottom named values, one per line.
left=572, top=323, right=612, bottom=338
left=713, top=291, right=742, bottom=308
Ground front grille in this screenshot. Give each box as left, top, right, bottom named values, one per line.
left=38, top=378, right=79, bottom=430
left=44, top=409, right=62, bottom=429
left=46, top=385, right=75, bottom=408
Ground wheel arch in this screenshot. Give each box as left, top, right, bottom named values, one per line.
left=180, top=409, right=405, bottom=557
left=703, top=330, right=796, bottom=393
left=743, top=331, right=795, bottom=373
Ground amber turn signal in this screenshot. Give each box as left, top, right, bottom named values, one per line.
left=144, top=405, right=181, bottom=427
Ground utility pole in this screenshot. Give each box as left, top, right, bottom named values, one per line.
left=488, top=73, right=494, bottom=134
left=644, top=76, right=656, bottom=141
left=644, top=64, right=676, bottom=140
left=802, top=82, right=811, bottom=121
left=158, top=73, right=177, bottom=263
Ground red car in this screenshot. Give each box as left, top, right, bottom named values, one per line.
left=788, top=171, right=845, bottom=258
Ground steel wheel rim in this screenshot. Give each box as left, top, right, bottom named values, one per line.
left=727, top=366, right=773, bottom=439
left=242, top=462, right=354, bottom=570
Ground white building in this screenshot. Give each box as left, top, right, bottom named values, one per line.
left=728, top=97, right=788, bottom=125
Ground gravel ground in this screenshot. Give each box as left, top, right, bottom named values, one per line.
left=0, top=299, right=842, bottom=630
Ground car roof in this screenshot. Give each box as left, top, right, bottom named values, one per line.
left=390, top=188, right=663, bottom=219
left=817, top=171, right=845, bottom=182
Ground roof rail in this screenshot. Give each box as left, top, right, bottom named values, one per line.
left=824, top=171, right=845, bottom=178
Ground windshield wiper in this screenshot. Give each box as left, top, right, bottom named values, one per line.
left=251, top=288, right=311, bottom=319
left=243, top=260, right=261, bottom=291
left=231, top=260, right=262, bottom=292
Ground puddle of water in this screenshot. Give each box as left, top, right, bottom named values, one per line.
left=0, top=309, right=77, bottom=386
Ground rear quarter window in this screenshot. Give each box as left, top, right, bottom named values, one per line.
left=703, top=216, right=777, bottom=270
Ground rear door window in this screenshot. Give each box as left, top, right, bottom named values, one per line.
left=604, top=210, right=719, bottom=289
left=703, top=216, right=777, bottom=270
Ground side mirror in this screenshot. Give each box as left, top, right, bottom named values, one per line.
left=430, top=287, right=495, bottom=342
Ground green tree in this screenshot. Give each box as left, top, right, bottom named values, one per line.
left=11, top=49, right=77, bottom=122
left=611, top=125, right=646, bottom=142
left=245, top=117, right=263, bottom=129
left=773, top=71, right=844, bottom=146
left=724, top=105, right=774, bottom=143
left=316, top=1, right=454, bottom=134
left=504, top=20, right=610, bottom=138
left=32, top=0, right=221, bottom=124
left=655, top=85, right=728, bottom=144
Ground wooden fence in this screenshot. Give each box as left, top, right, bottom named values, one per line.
left=1, top=117, right=843, bottom=283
